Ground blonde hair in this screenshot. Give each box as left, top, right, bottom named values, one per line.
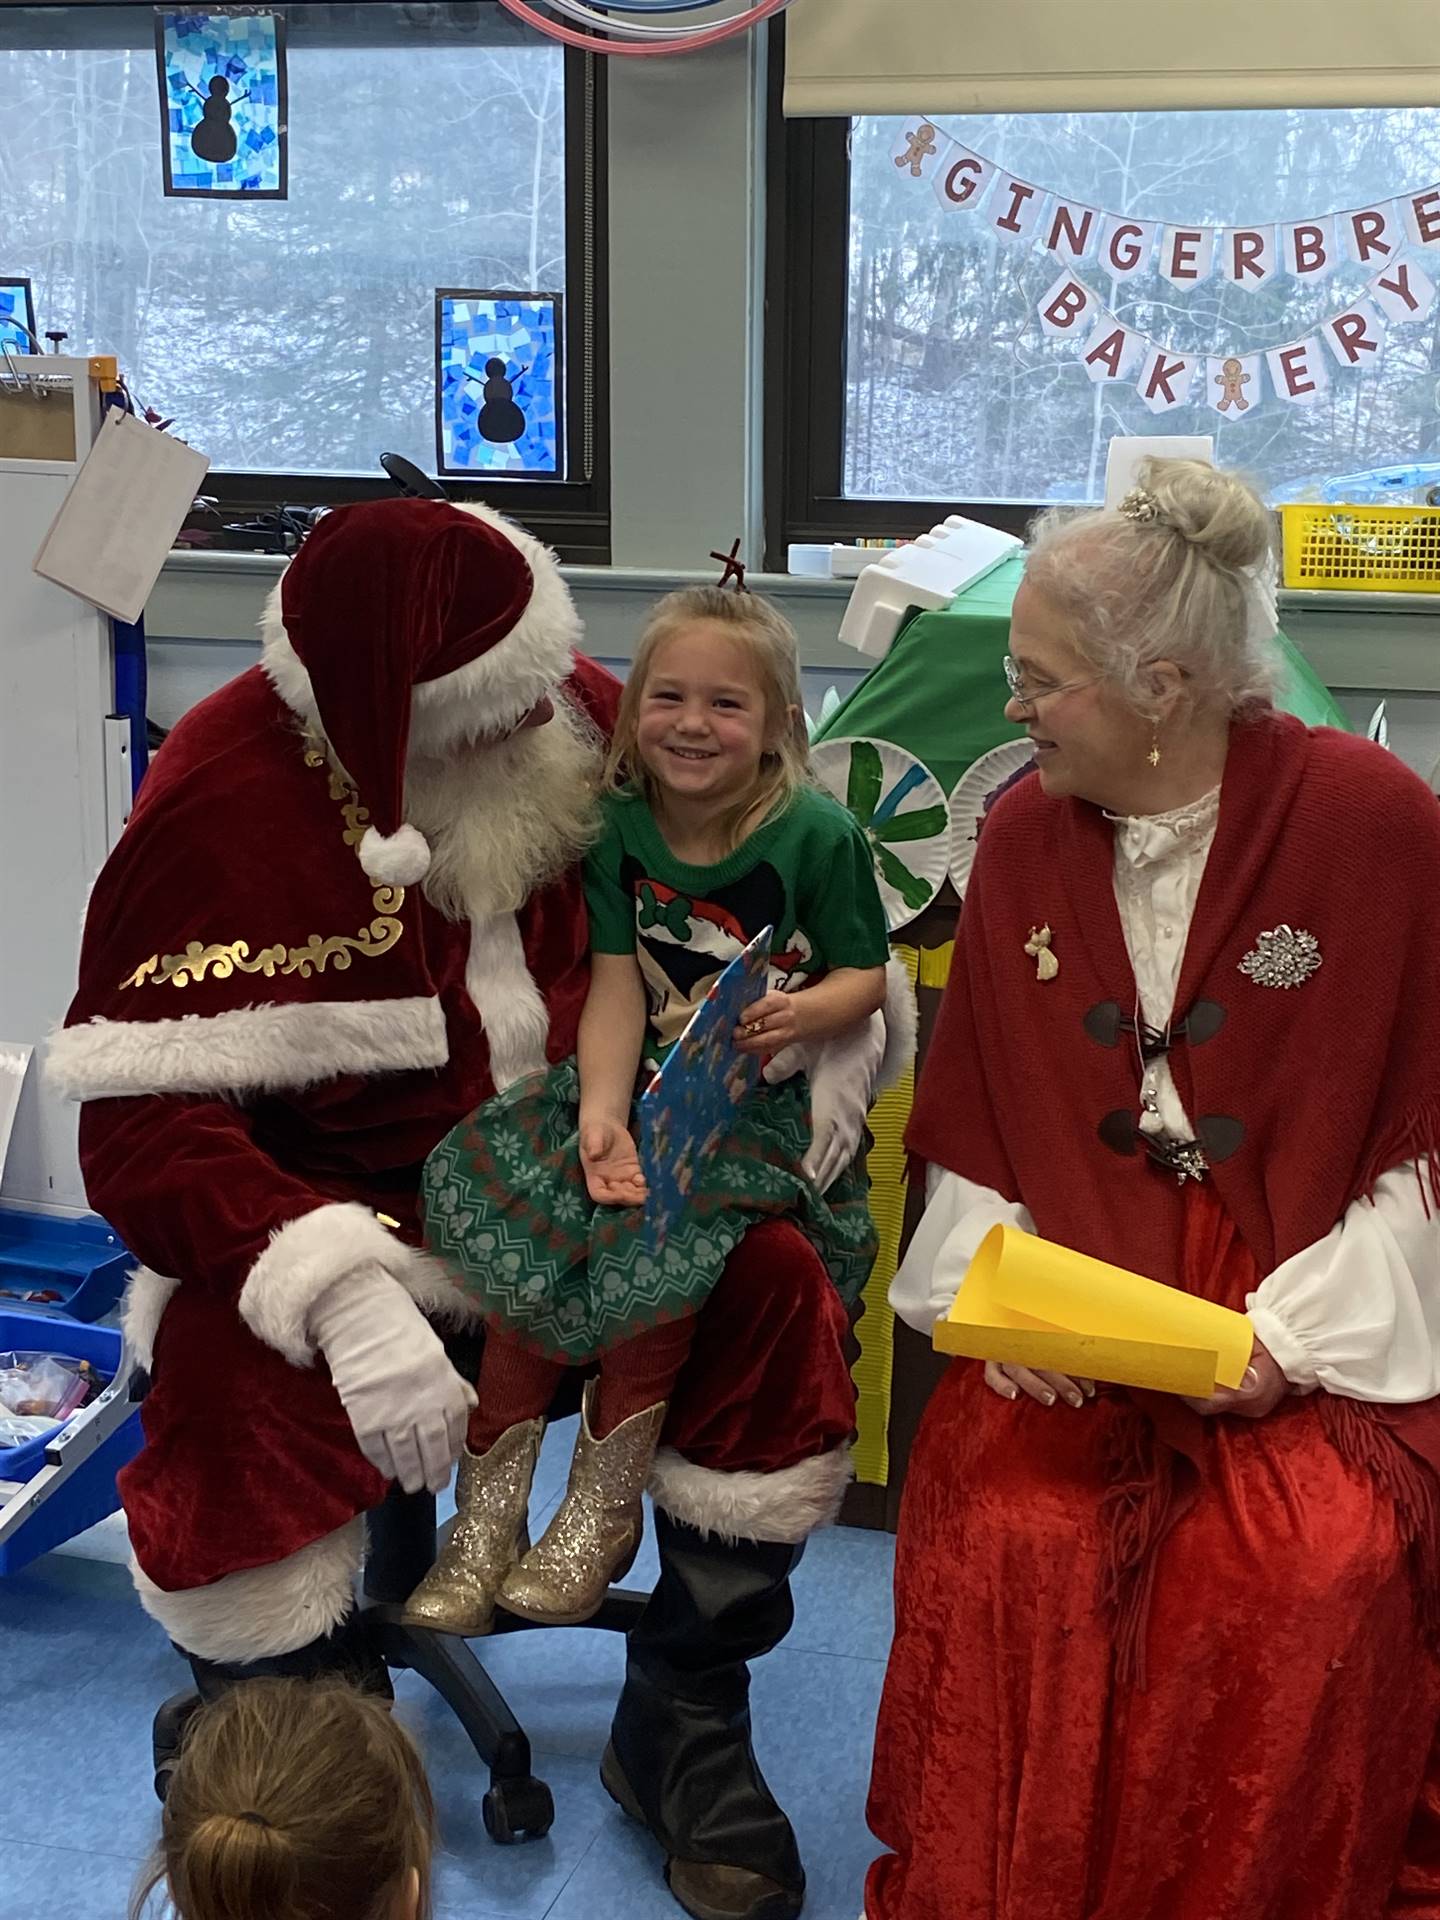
left=131, top=1680, right=435, bottom=1920
left=1024, top=456, right=1282, bottom=717
left=606, top=586, right=812, bottom=851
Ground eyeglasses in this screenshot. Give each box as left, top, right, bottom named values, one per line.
left=1002, top=654, right=1099, bottom=715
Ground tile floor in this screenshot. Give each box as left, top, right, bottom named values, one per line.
left=0, top=1416, right=893, bottom=1920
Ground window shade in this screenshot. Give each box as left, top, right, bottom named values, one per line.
left=783, top=0, right=1440, bottom=116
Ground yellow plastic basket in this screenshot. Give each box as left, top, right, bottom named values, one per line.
left=1280, top=502, right=1440, bottom=593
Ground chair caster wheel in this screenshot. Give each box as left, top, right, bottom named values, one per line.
left=482, top=1775, right=555, bottom=1845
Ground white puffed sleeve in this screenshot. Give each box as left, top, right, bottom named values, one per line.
left=1247, top=1163, right=1440, bottom=1401
left=889, top=1166, right=1036, bottom=1337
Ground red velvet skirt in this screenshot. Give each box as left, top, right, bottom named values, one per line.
left=866, top=1185, right=1440, bottom=1920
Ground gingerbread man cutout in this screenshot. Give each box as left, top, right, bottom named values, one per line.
left=1215, top=356, right=1252, bottom=413
left=895, top=121, right=938, bottom=178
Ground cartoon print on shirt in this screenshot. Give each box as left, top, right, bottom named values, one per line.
left=620, top=853, right=816, bottom=1057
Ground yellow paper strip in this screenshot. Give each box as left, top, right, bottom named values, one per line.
left=916, top=940, right=955, bottom=991
left=932, top=1319, right=1220, bottom=1399
left=849, top=944, right=920, bottom=1487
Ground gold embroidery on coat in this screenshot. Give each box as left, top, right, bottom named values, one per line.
left=121, top=744, right=405, bottom=990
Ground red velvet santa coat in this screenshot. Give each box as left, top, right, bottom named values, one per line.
left=52, top=657, right=857, bottom=1591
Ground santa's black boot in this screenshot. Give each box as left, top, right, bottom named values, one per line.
left=185, top=1604, right=393, bottom=1702
left=604, top=1511, right=806, bottom=1920
left=155, top=1609, right=392, bottom=1800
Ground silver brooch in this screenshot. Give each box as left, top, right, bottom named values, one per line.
left=1238, top=924, right=1322, bottom=990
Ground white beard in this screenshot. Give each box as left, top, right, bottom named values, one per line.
left=405, top=694, right=603, bottom=922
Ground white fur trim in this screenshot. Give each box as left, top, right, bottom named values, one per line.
left=239, top=1202, right=436, bottom=1366
left=877, top=956, right=918, bottom=1096
left=466, top=911, right=550, bottom=1092
left=121, top=1266, right=181, bottom=1373
left=260, top=501, right=580, bottom=752
left=359, top=822, right=431, bottom=886
left=648, top=1445, right=854, bottom=1545
left=417, top=503, right=581, bottom=745
left=259, top=577, right=320, bottom=723
left=47, top=997, right=449, bottom=1102
left=133, top=1518, right=364, bottom=1662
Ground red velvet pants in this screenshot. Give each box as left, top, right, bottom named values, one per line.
left=866, top=1187, right=1440, bottom=1920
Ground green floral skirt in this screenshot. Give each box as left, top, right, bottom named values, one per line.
left=420, top=1058, right=876, bottom=1365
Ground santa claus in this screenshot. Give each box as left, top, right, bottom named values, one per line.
left=50, top=498, right=906, bottom=1920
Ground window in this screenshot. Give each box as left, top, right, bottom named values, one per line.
left=0, top=2, right=609, bottom=559
left=769, top=100, right=1440, bottom=559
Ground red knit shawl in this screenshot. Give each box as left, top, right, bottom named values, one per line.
left=911, top=709, right=1440, bottom=1279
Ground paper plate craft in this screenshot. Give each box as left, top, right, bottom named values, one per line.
left=812, top=736, right=950, bottom=932
left=947, top=738, right=1037, bottom=897
left=934, top=1223, right=1254, bottom=1398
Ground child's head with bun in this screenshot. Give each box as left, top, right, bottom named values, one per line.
left=132, top=1679, right=434, bottom=1920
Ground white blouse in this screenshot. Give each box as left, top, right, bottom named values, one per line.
left=891, top=790, right=1440, bottom=1402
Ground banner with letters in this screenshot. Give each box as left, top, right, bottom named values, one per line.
left=890, top=117, right=1440, bottom=416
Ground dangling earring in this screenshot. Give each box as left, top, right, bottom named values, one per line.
left=1147, top=719, right=1162, bottom=769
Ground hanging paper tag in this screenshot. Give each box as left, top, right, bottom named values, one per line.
left=1400, top=185, right=1440, bottom=252
left=1266, top=337, right=1330, bottom=405
left=1135, top=345, right=1199, bottom=413
left=1343, top=204, right=1401, bottom=268
left=989, top=173, right=1045, bottom=243
left=1098, top=214, right=1158, bottom=280
left=891, top=117, right=943, bottom=180
left=1081, top=314, right=1146, bottom=384
left=1160, top=226, right=1216, bottom=286
left=1282, top=215, right=1339, bottom=282
left=932, top=142, right=993, bottom=212
left=1041, top=200, right=1099, bottom=262
left=1206, top=353, right=1261, bottom=415
left=1037, top=273, right=1100, bottom=340
left=1368, top=258, right=1438, bottom=326
left=1221, top=225, right=1278, bottom=290
left=1322, top=300, right=1387, bottom=370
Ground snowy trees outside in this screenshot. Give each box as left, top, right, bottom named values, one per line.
left=0, top=7, right=564, bottom=477
left=845, top=110, right=1440, bottom=504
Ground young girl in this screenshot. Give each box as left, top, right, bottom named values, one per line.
left=408, top=586, right=890, bottom=1633
left=130, top=1679, right=435, bottom=1920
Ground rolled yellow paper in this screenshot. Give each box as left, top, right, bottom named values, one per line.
left=933, top=1224, right=1254, bottom=1398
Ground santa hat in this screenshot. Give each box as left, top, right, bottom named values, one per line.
left=264, top=498, right=578, bottom=888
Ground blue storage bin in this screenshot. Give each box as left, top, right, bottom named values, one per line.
left=1, top=1314, right=129, bottom=1481
left=0, top=1206, right=131, bottom=1322
left=0, top=1308, right=143, bottom=1576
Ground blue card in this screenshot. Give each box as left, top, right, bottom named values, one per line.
left=638, top=926, right=772, bottom=1249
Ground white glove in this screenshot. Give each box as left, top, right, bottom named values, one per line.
left=764, top=1009, right=884, bottom=1194
left=307, top=1264, right=476, bottom=1495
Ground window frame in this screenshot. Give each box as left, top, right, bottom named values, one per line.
left=0, top=1, right=611, bottom=563
left=762, top=68, right=1083, bottom=569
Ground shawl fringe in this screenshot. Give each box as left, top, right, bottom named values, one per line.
left=1097, top=1405, right=1187, bottom=1693
left=1352, top=1098, right=1440, bottom=1216
left=1320, top=1394, right=1440, bottom=1652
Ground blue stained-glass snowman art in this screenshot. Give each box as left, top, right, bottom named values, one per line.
left=155, top=9, right=287, bottom=199
left=435, top=291, right=563, bottom=479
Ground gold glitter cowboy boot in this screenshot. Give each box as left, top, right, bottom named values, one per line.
left=400, top=1417, right=543, bottom=1637
left=499, top=1382, right=666, bottom=1627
